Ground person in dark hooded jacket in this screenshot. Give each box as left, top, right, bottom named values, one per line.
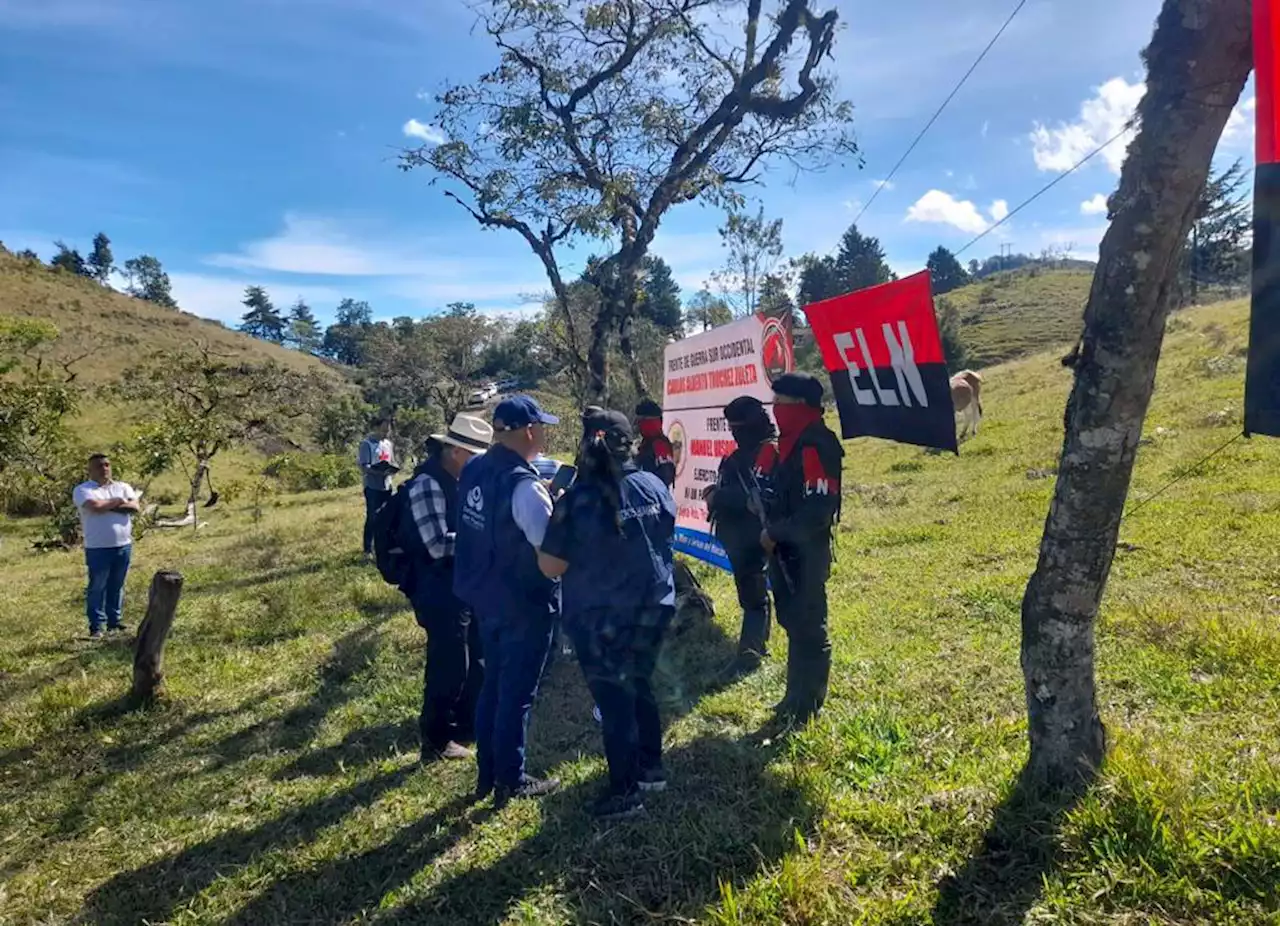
left=633, top=399, right=676, bottom=489
left=705, top=396, right=779, bottom=673
left=761, top=373, right=844, bottom=724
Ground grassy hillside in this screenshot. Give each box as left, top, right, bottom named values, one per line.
left=0, top=251, right=335, bottom=384
left=946, top=267, right=1093, bottom=367
left=1, top=252, right=353, bottom=505
left=1, top=296, right=1277, bottom=923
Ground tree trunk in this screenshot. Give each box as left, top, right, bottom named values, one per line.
left=617, top=313, right=651, bottom=399
left=1021, top=0, right=1250, bottom=787
left=132, top=571, right=184, bottom=701
left=586, top=307, right=613, bottom=402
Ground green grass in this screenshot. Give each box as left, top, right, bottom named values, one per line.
left=2, top=297, right=1280, bottom=923
left=946, top=267, right=1093, bottom=367
left=0, top=251, right=335, bottom=386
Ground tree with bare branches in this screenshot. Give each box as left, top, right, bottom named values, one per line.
left=118, top=345, right=328, bottom=521
left=1021, top=0, right=1251, bottom=787
left=401, top=0, right=856, bottom=401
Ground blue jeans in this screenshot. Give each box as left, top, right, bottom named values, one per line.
left=474, top=610, right=554, bottom=793
left=85, top=544, right=132, bottom=633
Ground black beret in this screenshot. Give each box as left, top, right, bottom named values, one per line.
left=723, top=395, right=768, bottom=423
left=770, top=372, right=824, bottom=407
left=634, top=398, right=664, bottom=418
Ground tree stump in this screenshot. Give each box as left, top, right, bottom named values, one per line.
left=132, top=571, right=184, bottom=701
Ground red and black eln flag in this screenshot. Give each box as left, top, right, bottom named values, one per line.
left=802, top=271, right=958, bottom=453
left=1247, top=0, right=1280, bottom=437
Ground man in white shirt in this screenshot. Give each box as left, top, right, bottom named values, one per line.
left=72, top=453, right=140, bottom=639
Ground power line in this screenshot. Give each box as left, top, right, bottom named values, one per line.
left=954, top=118, right=1136, bottom=258
left=852, top=0, right=1029, bottom=227
left=1124, top=432, right=1244, bottom=520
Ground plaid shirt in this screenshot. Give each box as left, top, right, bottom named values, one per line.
left=408, top=471, right=453, bottom=560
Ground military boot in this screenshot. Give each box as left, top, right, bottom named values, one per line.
left=732, top=605, right=770, bottom=674
left=790, top=645, right=832, bottom=725
left=772, top=642, right=803, bottom=718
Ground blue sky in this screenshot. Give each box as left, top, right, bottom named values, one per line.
left=0, top=0, right=1255, bottom=327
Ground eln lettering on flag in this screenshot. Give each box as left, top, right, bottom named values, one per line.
left=1246, top=0, right=1280, bottom=438
left=802, top=271, right=958, bottom=453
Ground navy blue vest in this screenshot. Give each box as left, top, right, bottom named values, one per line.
left=551, top=465, right=676, bottom=621
left=453, top=443, right=555, bottom=620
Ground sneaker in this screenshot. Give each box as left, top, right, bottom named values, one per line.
left=88, top=629, right=104, bottom=641
left=589, top=789, right=645, bottom=821
left=494, top=776, right=561, bottom=809
left=107, top=623, right=129, bottom=635
left=435, top=741, right=474, bottom=761
left=637, top=767, right=668, bottom=793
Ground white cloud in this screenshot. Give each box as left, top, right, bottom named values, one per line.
left=990, top=200, right=1009, bottom=222
left=906, top=190, right=989, bottom=235
left=168, top=273, right=342, bottom=324
left=1081, top=193, right=1109, bottom=216
left=872, top=178, right=895, bottom=192
left=198, top=213, right=556, bottom=318
left=207, top=214, right=458, bottom=276
left=980, top=121, right=990, bottom=139
left=403, top=118, right=446, bottom=146
left=1031, top=77, right=1144, bottom=174
left=1223, top=95, right=1257, bottom=147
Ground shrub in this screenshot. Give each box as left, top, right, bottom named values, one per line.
left=263, top=453, right=360, bottom=493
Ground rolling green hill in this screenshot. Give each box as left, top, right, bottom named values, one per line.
left=945, top=267, right=1094, bottom=367
left=0, top=251, right=336, bottom=385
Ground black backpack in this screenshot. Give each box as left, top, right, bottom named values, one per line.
left=372, top=480, right=420, bottom=588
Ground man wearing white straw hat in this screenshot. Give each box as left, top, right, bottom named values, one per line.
left=404, top=413, right=493, bottom=763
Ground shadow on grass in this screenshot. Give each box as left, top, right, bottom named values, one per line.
left=181, top=559, right=331, bottom=598
left=198, top=618, right=390, bottom=771
left=930, top=765, right=1095, bottom=926
left=378, top=732, right=815, bottom=925
left=79, top=611, right=772, bottom=925
left=77, top=766, right=418, bottom=926
left=275, top=717, right=418, bottom=780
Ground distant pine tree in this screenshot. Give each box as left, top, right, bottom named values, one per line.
left=239, top=286, right=286, bottom=343
left=285, top=298, right=323, bottom=353
left=88, top=232, right=115, bottom=286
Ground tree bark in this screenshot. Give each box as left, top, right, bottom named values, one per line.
left=1021, top=0, right=1251, bottom=787
left=132, top=571, right=184, bottom=701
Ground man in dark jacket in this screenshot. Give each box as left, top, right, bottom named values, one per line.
left=762, top=373, right=844, bottom=724
left=454, top=396, right=562, bottom=808
left=403, top=414, right=493, bottom=763
left=634, top=399, right=676, bottom=489
left=705, top=396, right=779, bottom=673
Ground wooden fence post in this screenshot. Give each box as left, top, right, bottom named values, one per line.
left=132, top=571, right=184, bottom=701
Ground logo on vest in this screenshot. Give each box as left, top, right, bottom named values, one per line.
left=462, top=485, right=486, bottom=530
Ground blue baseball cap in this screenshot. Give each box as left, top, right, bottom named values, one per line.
left=492, top=395, right=560, bottom=431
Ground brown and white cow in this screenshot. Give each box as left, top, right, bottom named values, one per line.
left=950, top=369, right=984, bottom=439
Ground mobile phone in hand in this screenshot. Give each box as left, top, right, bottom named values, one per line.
left=548, top=464, right=576, bottom=496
